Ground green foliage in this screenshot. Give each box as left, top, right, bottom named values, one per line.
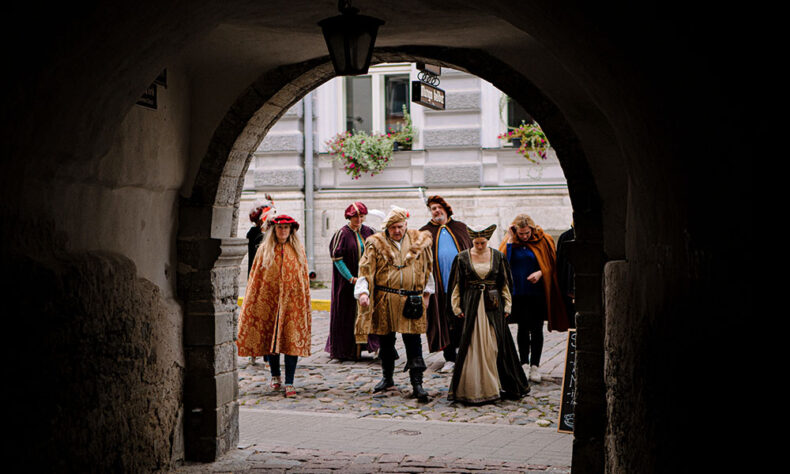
left=326, top=131, right=394, bottom=180
left=388, top=105, right=416, bottom=150
left=326, top=106, right=418, bottom=179
left=498, top=121, right=551, bottom=164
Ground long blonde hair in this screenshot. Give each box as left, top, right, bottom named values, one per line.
left=258, top=224, right=307, bottom=267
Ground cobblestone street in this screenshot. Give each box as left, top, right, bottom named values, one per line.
left=237, top=310, right=568, bottom=428
left=172, top=300, right=574, bottom=472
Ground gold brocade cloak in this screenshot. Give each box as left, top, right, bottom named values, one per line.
left=354, top=229, right=433, bottom=342
left=237, top=242, right=312, bottom=357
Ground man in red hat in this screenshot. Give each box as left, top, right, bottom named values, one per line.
left=420, top=195, right=473, bottom=373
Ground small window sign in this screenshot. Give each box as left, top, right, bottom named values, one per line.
left=136, top=84, right=157, bottom=109
left=136, top=69, right=167, bottom=110
left=416, top=62, right=441, bottom=76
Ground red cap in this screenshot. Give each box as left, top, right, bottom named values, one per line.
left=344, top=201, right=368, bottom=219
left=271, top=214, right=300, bottom=231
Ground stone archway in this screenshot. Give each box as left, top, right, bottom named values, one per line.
left=0, top=0, right=756, bottom=471
left=178, top=46, right=616, bottom=469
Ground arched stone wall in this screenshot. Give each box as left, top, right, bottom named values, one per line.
left=2, top=2, right=753, bottom=472
left=177, top=57, right=337, bottom=460
left=180, top=47, right=614, bottom=468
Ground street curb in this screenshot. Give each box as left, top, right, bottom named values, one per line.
left=312, top=299, right=331, bottom=311
left=238, top=297, right=331, bottom=312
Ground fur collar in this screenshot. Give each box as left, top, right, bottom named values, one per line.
left=367, top=229, right=432, bottom=264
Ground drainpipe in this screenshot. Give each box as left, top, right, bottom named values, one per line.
left=304, top=92, right=315, bottom=275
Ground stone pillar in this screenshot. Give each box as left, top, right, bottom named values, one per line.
left=568, top=220, right=607, bottom=474
left=178, top=235, right=246, bottom=462
left=602, top=260, right=628, bottom=473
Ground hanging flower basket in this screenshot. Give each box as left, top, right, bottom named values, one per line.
left=326, top=131, right=394, bottom=180
left=498, top=121, right=551, bottom=164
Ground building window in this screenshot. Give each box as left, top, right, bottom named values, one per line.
left=507, top=96, right=535, bottom=127
left=343, top=63, right=412, bottom=135
left=384, top=74, right=410, bottom=132
left=345, top=76, right=372, bottom=133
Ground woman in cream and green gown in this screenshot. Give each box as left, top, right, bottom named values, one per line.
left=446, top=224, right=530, bottom=404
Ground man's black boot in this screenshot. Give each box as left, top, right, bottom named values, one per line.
left=374, top=357, right=395, bottom=392
left=410, top=369, right=430, bottom=403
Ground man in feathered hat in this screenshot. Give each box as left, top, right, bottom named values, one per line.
left=420, top=195, right=473, bottom=373
left=354, top=206, right=435, bottom=402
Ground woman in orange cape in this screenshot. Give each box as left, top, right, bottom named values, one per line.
left=498, top=214, right=569, bottom=382
left=237, top=215, right=311, bottom=397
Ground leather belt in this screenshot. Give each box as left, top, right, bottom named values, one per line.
left=467, top=281, right=496, bottom=290
left=376, top=286, right=422, bottom=296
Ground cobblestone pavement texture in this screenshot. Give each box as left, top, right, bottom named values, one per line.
left=237, top=311, right=567, bottom=428
left=173, top=289, right=573, bottom=472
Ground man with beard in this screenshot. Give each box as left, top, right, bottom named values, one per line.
left=420, top=196, right=472, bottom=373
left=354, top=206, right=435, bottom=402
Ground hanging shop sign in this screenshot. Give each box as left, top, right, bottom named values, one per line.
left=412, top=62, right=445, bottom=110
left=411, top=81, right=445, bottom=110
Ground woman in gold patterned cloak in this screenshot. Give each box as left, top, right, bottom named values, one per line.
left=237, top=214, right=311, bottom=397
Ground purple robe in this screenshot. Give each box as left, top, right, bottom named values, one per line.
left=325, top=224, right=378, bottom=359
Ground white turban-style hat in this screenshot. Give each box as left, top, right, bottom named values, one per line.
left=381, top=205, right=410, bottom=231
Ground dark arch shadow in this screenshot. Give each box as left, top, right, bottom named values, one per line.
left=178, top=46, right=612, bottom=466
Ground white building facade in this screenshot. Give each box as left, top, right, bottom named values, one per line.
left=238, top=63, right=573, bottom=285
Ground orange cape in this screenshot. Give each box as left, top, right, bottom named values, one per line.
left=237, top=242, right=312, bottom=357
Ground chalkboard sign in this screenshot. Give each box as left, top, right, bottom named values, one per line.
left=557, top=329, right=577, bottom=433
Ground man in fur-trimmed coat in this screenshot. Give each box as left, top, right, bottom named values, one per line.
left=354, top=206, right=435, bottom=402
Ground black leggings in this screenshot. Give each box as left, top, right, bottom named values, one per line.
left=269, top=354, right=299, bottom=384
left=512, top=294, right=546, bottom=366
left=378, top=332, right=423, bottom=367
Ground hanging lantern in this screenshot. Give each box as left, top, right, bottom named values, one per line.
left=318, top=2, right=384, bottom=76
